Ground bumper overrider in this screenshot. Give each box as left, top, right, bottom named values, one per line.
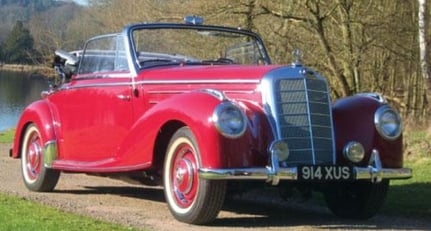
left=198, top=149, right=412, bottom=185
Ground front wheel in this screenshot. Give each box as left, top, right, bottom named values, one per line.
left=323, top=180, right=389, bottom=219
left=21, top=124, right=60, bottom=192
left=163, top=127, right=226, bottom=224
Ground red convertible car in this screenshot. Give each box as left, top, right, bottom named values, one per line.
left=10, top=16, right=411, bottom=224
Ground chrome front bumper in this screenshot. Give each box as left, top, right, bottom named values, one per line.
left=199, top=149, right=412, bottom=185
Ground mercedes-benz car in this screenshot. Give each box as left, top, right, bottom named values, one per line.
left=10, top=16, right=411, bottom=224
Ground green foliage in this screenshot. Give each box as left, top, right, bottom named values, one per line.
left=0, top=194, right=141, bottom=231
left=404, top=128, right=431, bottom=159
left=3, top=21, right=36, bottom=64
left=0, top=129, right=15, bottom=143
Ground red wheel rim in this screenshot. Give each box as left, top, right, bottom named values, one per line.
left=170, top=143, right=198, bottom=208
left=24, top=131, right=42, bottom=181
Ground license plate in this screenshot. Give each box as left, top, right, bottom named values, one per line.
left=298, top=165, right=353, bottom=181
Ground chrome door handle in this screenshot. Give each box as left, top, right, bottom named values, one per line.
left=117, top=95, right=131, bottom=101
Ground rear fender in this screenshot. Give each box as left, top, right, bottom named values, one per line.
left=117, top=91, right=226, bottom=168
left=332, top=95, right=403, bottom=167
left=11, top=100, right=56, bottom=158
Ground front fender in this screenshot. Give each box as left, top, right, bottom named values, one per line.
left=333, top=95, right=403, bottom=168
left=11, top=100, right=56, bottom=158
left=117, top=91, right=226, bottom=168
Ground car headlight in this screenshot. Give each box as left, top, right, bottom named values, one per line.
left=212, top=101, right=247, bottom=138
left=374, top=105, right=402, bottom=140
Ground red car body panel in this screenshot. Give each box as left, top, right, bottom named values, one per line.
left=50, top=76, right=134, bottom=161
left=12, top=100, right=57, bottom=157
left=333, top=95, right=403, bottom=168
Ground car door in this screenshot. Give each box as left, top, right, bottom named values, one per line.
left=50, top=34, right=134, bottom=162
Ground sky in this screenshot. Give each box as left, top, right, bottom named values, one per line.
left=73, top=0, right=88, bottom=6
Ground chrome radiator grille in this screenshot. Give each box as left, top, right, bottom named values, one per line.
left=275, top=77, right=335, bottom=165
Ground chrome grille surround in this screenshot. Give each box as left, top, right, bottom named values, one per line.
left=261, top=66, right=335, bottom=165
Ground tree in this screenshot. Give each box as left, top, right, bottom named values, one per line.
left=29, top=2, right=80, bottom=62
left=418, top=0, right=430, bottom=116
left=3, top=20, right=37, bottom=64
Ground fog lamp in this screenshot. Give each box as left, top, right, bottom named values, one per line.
left=270, top=140, right=289, bottom=162
left=343, top=141, right=365, bottom=163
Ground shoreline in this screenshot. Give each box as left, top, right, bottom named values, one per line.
left=0, top=64, right=54, bottom=77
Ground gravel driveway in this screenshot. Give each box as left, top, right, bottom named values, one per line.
left=0, top=143, right=429, bottom=231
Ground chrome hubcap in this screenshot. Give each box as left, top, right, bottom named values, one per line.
left=174, top=158, right=194, bottom=195
left=26, top=137, right=42, bottom=180
left=171, top=144, right=198, bottom=208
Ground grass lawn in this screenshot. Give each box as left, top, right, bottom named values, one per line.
left=382, top=128, right=431, bottom=218
left=0, top=128, right=15, bottom=143
left=383, top=158, right=431, bottom=218
left=0, top=194, right=140, bottom=231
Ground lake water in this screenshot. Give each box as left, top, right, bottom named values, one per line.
left=0, top=70, right=49, bottom=131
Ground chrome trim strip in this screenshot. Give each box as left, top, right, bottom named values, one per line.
left=199, top=89, right=226, bottom=101
left=199, top=167, right=297, bottom=180
left=74, top=73, right=131, bottom=80
left=134, top=79, right=260, bottom=85
left=52, top=159, right=152, bottom=172
left=60, top=82, right=131, bottom=90
left=146, top=90, right=256, bottom=95
left=303, top=78, right=316, bottom=164
left=61, top=79, right=259, bottom=91
left=147, top=90, right=188, bottom=94
left=325, top=80, right=337, bottom=165
left=356, top=92, right=387, bottom=104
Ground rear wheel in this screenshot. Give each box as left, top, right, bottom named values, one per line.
left=163, top=127, right=226, bottom=224
left=324, top=180, right=389, bottom=219
left=21, top=124, right=60, bottom=192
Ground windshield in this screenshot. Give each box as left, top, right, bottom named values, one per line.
left=132, top=27, right=267, bottom=68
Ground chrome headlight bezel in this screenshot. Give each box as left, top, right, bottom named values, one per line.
left=374, top=105, right=402, bottom=141
left=212, top=101, right=247, bottom=139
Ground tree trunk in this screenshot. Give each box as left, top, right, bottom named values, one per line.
left=418, top=0, right=430, bottom=116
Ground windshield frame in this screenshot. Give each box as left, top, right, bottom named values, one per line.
left=124, top=23, right=271, bottom=71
